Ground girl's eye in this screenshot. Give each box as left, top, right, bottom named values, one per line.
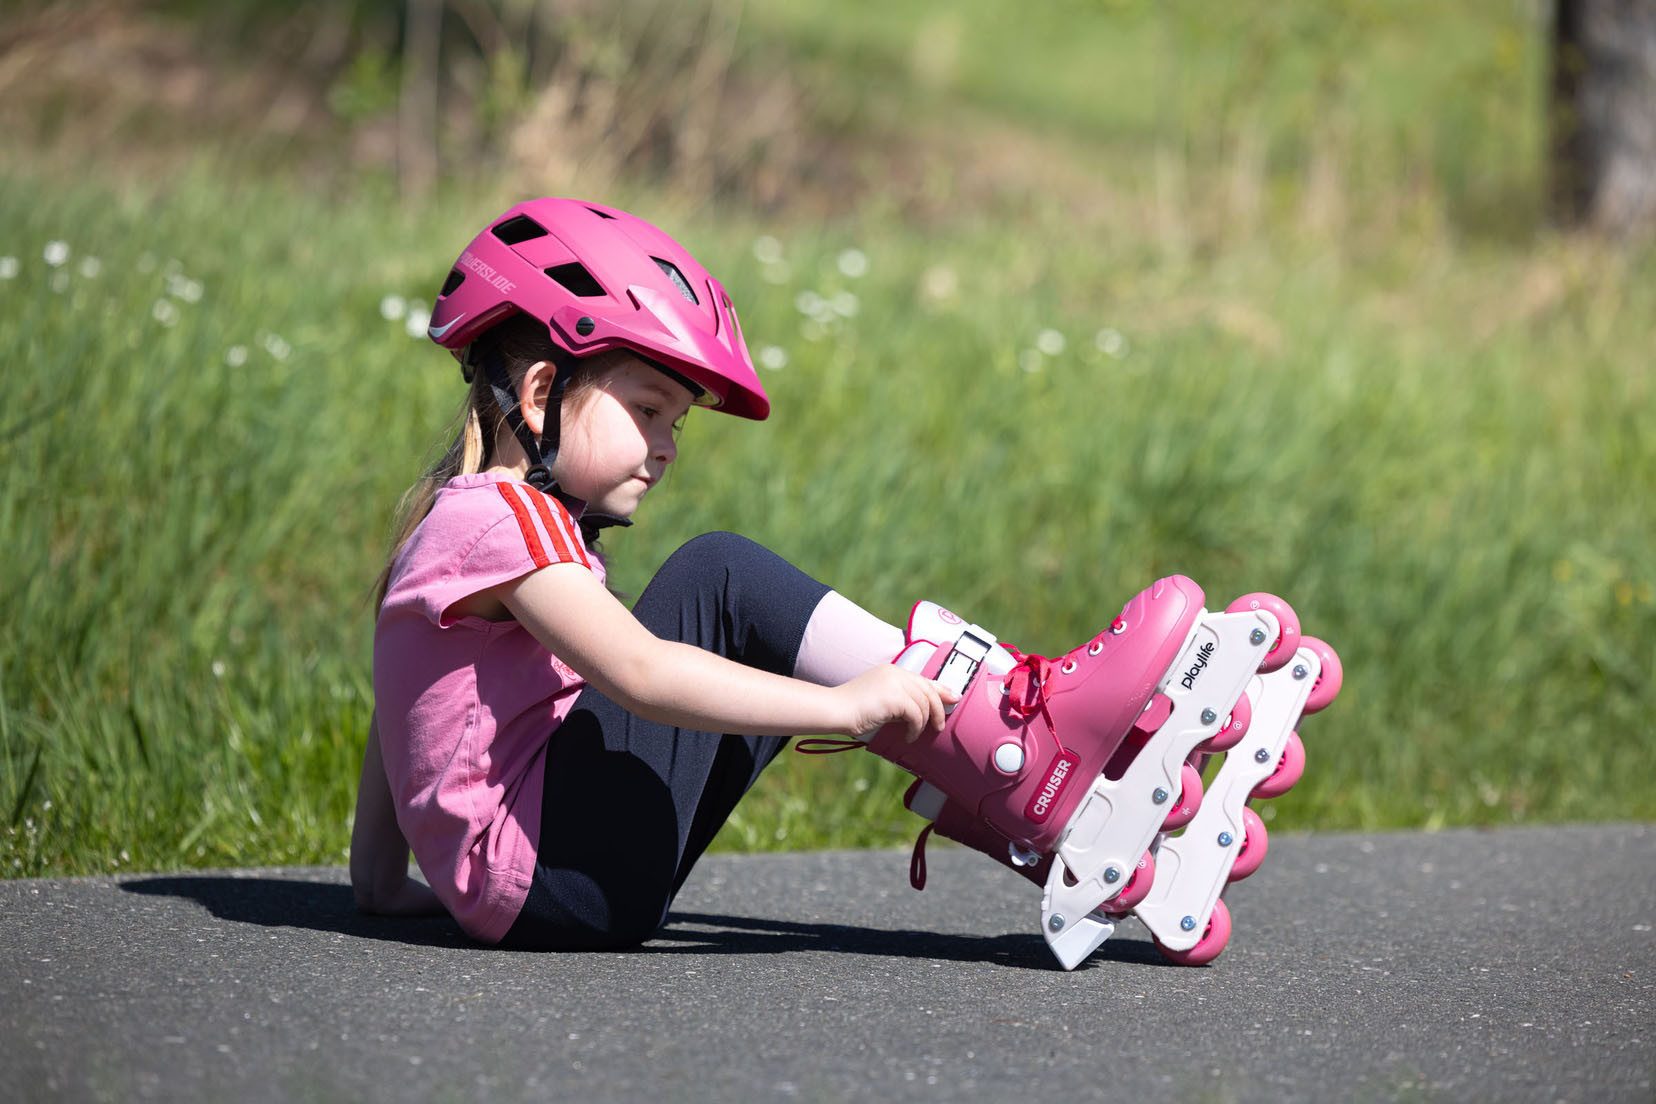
left=639, top=405, right=660, bottom=419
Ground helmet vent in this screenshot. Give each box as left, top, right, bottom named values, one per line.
left=588, top=207, right=617, bottom=219
left=545, top=262, right=607, bottom=298
left=653, top=258, right=699, bottom=305
left=491, top=215, right=549, bottom=245
left=439, top=269, right=465, bottom=297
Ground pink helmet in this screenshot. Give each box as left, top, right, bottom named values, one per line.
left=427, top=197, right=769, bottom=420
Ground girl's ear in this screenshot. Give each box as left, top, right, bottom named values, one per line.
left=518, top=360, right=558, bottom=438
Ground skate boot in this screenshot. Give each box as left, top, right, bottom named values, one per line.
left=1128, top=631, right=1343, bottom=965
left=800, top=577, right=1298, bottom=969
left=902, top=778, right=1159, bottom=913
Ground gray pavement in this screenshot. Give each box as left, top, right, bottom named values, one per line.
left=2, top=824, right=1653, bottom=1103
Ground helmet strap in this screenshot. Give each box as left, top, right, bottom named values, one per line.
left=474, top=343, right=635, bottom=535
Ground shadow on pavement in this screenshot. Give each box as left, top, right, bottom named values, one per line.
left=658, top=911, right=1171, bottom=971
left=120, top=875, right=471, bottom=949
left=117, top=875, right=1171, bottom=970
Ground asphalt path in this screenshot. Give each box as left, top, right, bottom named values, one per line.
left=2, top=824, right=1652, bottom=1102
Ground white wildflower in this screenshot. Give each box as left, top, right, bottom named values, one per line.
left=225, top=345, right=248, bottom=368
left=1035, top=328, right=1066, bottom=356
left=43, top=241, right=69, bottom=267
left=166, top=273, right=203, bottom=303
left=151, top=299, right=179, bottom=327
left=405, top=304, right=431, bottom=340
left=1095, top=327, right=1129, bottom=358
left=78, top=257, right=102, bottom=279
left=0, top=256, right=17, bottom=280
left=752, top=235, right=785, bottom=266
left=920, top=264, right=958, bottom=303
left=262, top=332, right=291, bottom=361
left=794, top=290, right=824, bottom=317
left=757, top=345, right=788, bottom=371
left=212, top=660, right=226, bottom=678
left=836, top=248, right=869, bottom=279
left=379, top=294, right=407, bottom=321
left=830, top=290, right=860, bottom=318
left=760, top=261, right=791, bottom=286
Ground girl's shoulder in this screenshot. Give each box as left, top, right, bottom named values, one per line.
left=404, top=473, right=594, bottom=580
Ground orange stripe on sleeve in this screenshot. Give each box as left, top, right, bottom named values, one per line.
left=497, top=483, right=550, bottom=568
left=528, top=488, right=592, bottom=570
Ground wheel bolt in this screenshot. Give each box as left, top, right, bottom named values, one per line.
left=1293, top=664, right=1309, bottom=681
left=1218, top=832, right=1234, bottom=847
left=1103, top=866, right=1121, bottom=884
left=1153, top=788, right=1169, bottom=805
left=1201, top=707, right=1218, bottom=725
left=1049, top=914, right=1066, bottom=932
left=1180, top=915, right=1197, bottom=932
left=1254, top=748, right=1271, bottom=763
left=1250, top=628, right=1267, bottom=646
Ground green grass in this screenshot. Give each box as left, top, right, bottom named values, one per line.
left=2, top=0, right=1653, bottom=879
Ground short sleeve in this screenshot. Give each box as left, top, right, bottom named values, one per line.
left=486, top=482, right=593, bottom=573
left=392, top=480, right=595, bottom=628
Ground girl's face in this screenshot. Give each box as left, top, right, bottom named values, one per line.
left=550, top=355, right=694, bottom=519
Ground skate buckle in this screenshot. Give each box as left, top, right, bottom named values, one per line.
left=937, top=627, right=995, bottom=697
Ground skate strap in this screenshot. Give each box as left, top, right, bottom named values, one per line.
left=909, top=823, right=934, bottom=891
left=937, top=628, right=994, bottom=696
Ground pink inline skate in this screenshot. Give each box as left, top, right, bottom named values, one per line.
left=804, top=576, right=1300, bottom=969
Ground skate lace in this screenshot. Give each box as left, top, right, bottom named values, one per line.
left=794, top=737, right=863, bottom=755
left=909, top=823, right=934, bottom=890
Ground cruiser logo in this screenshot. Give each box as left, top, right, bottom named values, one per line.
left=459, top=250, right=517, bottom=294
left=1179, top=641, right=1217, bottom=690
left=938, top=608, right=963, bottom=625
left=1024, top=748, right=1078, bottom=824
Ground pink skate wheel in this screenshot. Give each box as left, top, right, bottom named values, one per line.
left=1226, top=593, right=1301, bottom=674
left=1101, top=850, right=1157, bottom=916
left=1227, top=807, right=1269, bottom=881
left=1161, top=762, right=1204, bottom=831
left=1155, top=898, right=1232, bottom=966
left=1251, top=730, right=1305, bottom=800
left=1300, top=636, right=1343, bottom=714
left=1200, top=692, right=1252, bottom=753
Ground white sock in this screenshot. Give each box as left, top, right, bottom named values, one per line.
left=792, top=591, right=905, bottom=686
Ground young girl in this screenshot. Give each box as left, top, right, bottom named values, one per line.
left=350, top=198, right=961, bottom=948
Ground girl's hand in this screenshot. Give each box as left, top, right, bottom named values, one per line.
left=834, top=665, right=960, bottom=742
left=357, top=876, right=448, bottom=918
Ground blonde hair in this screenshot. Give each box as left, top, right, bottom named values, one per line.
left=374, top=314, right=622, bottom=608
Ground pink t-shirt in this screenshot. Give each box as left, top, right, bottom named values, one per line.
left=373, top=471, right=603, bottom=943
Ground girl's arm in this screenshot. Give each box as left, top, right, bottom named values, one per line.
left=349, top=711, right=445, bottom=916
left=500, top=563, right=956, bottom=740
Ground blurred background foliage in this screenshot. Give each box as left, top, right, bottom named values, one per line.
left=1, top=0, right=1651, bottom=878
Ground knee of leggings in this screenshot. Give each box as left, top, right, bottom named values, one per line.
left=660, top=531, right=762, bottom=580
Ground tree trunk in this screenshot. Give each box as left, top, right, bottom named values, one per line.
left=398, top=0, right=443, bottom=205
left=1549, top=0, right=1656, bottom=235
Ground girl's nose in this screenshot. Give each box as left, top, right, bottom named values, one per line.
left=656, top=435, right=677, bottom=464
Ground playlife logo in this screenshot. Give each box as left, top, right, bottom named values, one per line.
left=1179, top=641, right=1217, bottom=690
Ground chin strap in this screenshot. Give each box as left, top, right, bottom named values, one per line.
left=469, top=342, right=634, bottom=543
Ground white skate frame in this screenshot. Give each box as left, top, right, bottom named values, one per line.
left=1132, top=643, right=1321, bottom=951
left=1040, top=607, right=1278, bottom=970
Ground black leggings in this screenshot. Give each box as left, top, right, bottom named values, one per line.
left=498, top=531, right=832, bottom=951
